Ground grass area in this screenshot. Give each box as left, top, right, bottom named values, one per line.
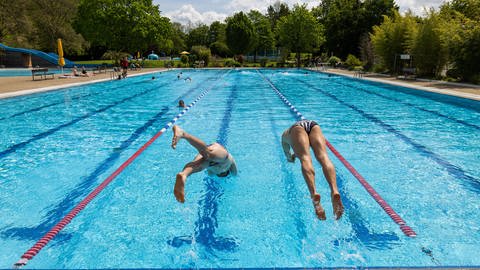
left=74, top=60, right=115, bottom=65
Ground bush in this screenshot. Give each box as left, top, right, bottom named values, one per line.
left=164, top=61, right=174, bottom=68
left=101, top=51, right=130, bottom=66
left=328, top=56, right=341, bottom=67
left=191, top=45, right=211, bottom=66
left=446, top=68, right=461, bottom=80
left=224, top=59, right=241, bottom=67
left=345, top=54, right=363, bottom=70
left=260, top=58, right=268, bottom=67
left=180, top=55, right=188, bottom=64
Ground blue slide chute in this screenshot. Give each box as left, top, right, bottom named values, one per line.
left=0, top=43, right=75, bottom=68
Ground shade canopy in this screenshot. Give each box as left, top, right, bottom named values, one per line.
left=57, top=38, right=65, bottom=67
left=180, top=51, right=190, bottom=55
left=147, top=53, right=159, bottom=60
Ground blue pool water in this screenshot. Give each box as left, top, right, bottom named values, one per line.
left=0, top=69, right=479, bottom=268
left=0, top=68, right=70, bottom=77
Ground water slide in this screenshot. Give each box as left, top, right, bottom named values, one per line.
left=0, top=43, right=75, bottom=68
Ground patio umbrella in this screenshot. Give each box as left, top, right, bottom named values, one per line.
left=57, top=38, right=65, bottom=74
left=180, top=51, right=190, bottom=55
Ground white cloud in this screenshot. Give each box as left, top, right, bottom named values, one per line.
left=164, top=4, right=227, bottom=26
left=162, top=0, right=446, bottom=27
left=396, top=0, right=444, bottom=15
left=226, top=0, right=318, bottom=14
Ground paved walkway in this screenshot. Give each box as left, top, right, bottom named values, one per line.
left=310, top=68, right=480, bottom=101
left=0, top=68, right=166, bottom=99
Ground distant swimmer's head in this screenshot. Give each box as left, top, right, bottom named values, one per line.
left=178, top=100, right=186, bottom=107
left=152, top=76, right=155, bottom=80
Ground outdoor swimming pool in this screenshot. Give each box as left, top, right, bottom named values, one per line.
left=0, top=69, right=479, bottom=268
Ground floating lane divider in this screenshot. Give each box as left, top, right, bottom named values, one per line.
left=256, top=70, right=416, bottom=238
left=13, top=69, right=232, bottom=268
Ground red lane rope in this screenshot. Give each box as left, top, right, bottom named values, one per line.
left=257, top=69, right=416, bottom=238
left=326, top=140, right=416, bottom=237
left=14, top=70, right=231, bottom=268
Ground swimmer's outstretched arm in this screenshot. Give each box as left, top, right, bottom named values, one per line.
left=281, top=130, right=295, bottom=162
left=229, top=157, right=238, bottom=176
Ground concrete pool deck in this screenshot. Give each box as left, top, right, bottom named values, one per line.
left=1, top=67, right=479, bottom=101
left=310, top=67, right=480, bottom=101
left=0, top=68, right=167, bottom=99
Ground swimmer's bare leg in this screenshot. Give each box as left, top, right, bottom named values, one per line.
left=171, top=126, right=209, bottom=157
left=312, top=194, right=326, bottom=220
left=331, top=193, right=344, bottom=220
left=174, top=155, right=208, bottom=203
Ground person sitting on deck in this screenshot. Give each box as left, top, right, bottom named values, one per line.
left=281, top=119, right=344, bottom=220
left=171, top=125, right=237, bottom=203
left=80, top=66, right=90, bottom=77
left=71, top=66, right=88, bottom=77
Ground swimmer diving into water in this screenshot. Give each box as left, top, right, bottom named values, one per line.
left=282, top=119, right=344, bottom=220
left=171, top=125, right=237, bottom=203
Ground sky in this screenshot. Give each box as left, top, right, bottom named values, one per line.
left=153, top=0, right=447, bottom=26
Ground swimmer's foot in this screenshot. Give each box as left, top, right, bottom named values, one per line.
left=312, top=194, right=326, bottom=220
left=171, top=126, right=184, bottom=149
left=332, top=192, right=344, bottom=220
left=174, top=173, right=186, bottom=203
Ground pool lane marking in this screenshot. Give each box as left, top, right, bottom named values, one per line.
left=293, top=77, right=480, bottom=193
left=13, top=69, right=231, bottom=268
left=1, top=72, right=216, bottom=160
left=3, top=78, right=209, bottom=242
left=168, top=71, right=238, bottom=252
left=303, top=74, right=480, bottom=131
left=0, top=77, right=159, bottom=122
left=0, top=83, right=167, bottom=160
left=256, top=69, right=417, bottom=238
left=265, top=102, right=399, bottom=247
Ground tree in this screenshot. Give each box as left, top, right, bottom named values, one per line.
left=277, top=4, right=324, bottom=67
left=248, top=10, right=275, bottom=61
left=409, top=11, right=447, bottom=77
left=439, top=0, right=480, bottom=82
left=370, top=11, right=417, bottom=72
left=446, top=0, right=480, bottom=21
left=186, top=24, right=209, bottom=48
left=170, top=22, right=187, bottom=54
left=226, top=12, right=255, bottom=59
left=0, top=0, right=34, bottom=48
left=75, top=0, right=172, bottom=54
left=267, top=1, right=290, bottom=30
left=208, top=21, right=227, bottom=45
left=208, top=21, right=229, bottom=57
left=359, top=33, right=375, bottom=70
left=0, top=0, right=86, bottom=54
left=314, top=0, right=397, bottom=58
left=30, top=0, right=86, bottom=54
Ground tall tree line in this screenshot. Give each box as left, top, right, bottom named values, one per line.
left=2, top=0, right=476, bottom=82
